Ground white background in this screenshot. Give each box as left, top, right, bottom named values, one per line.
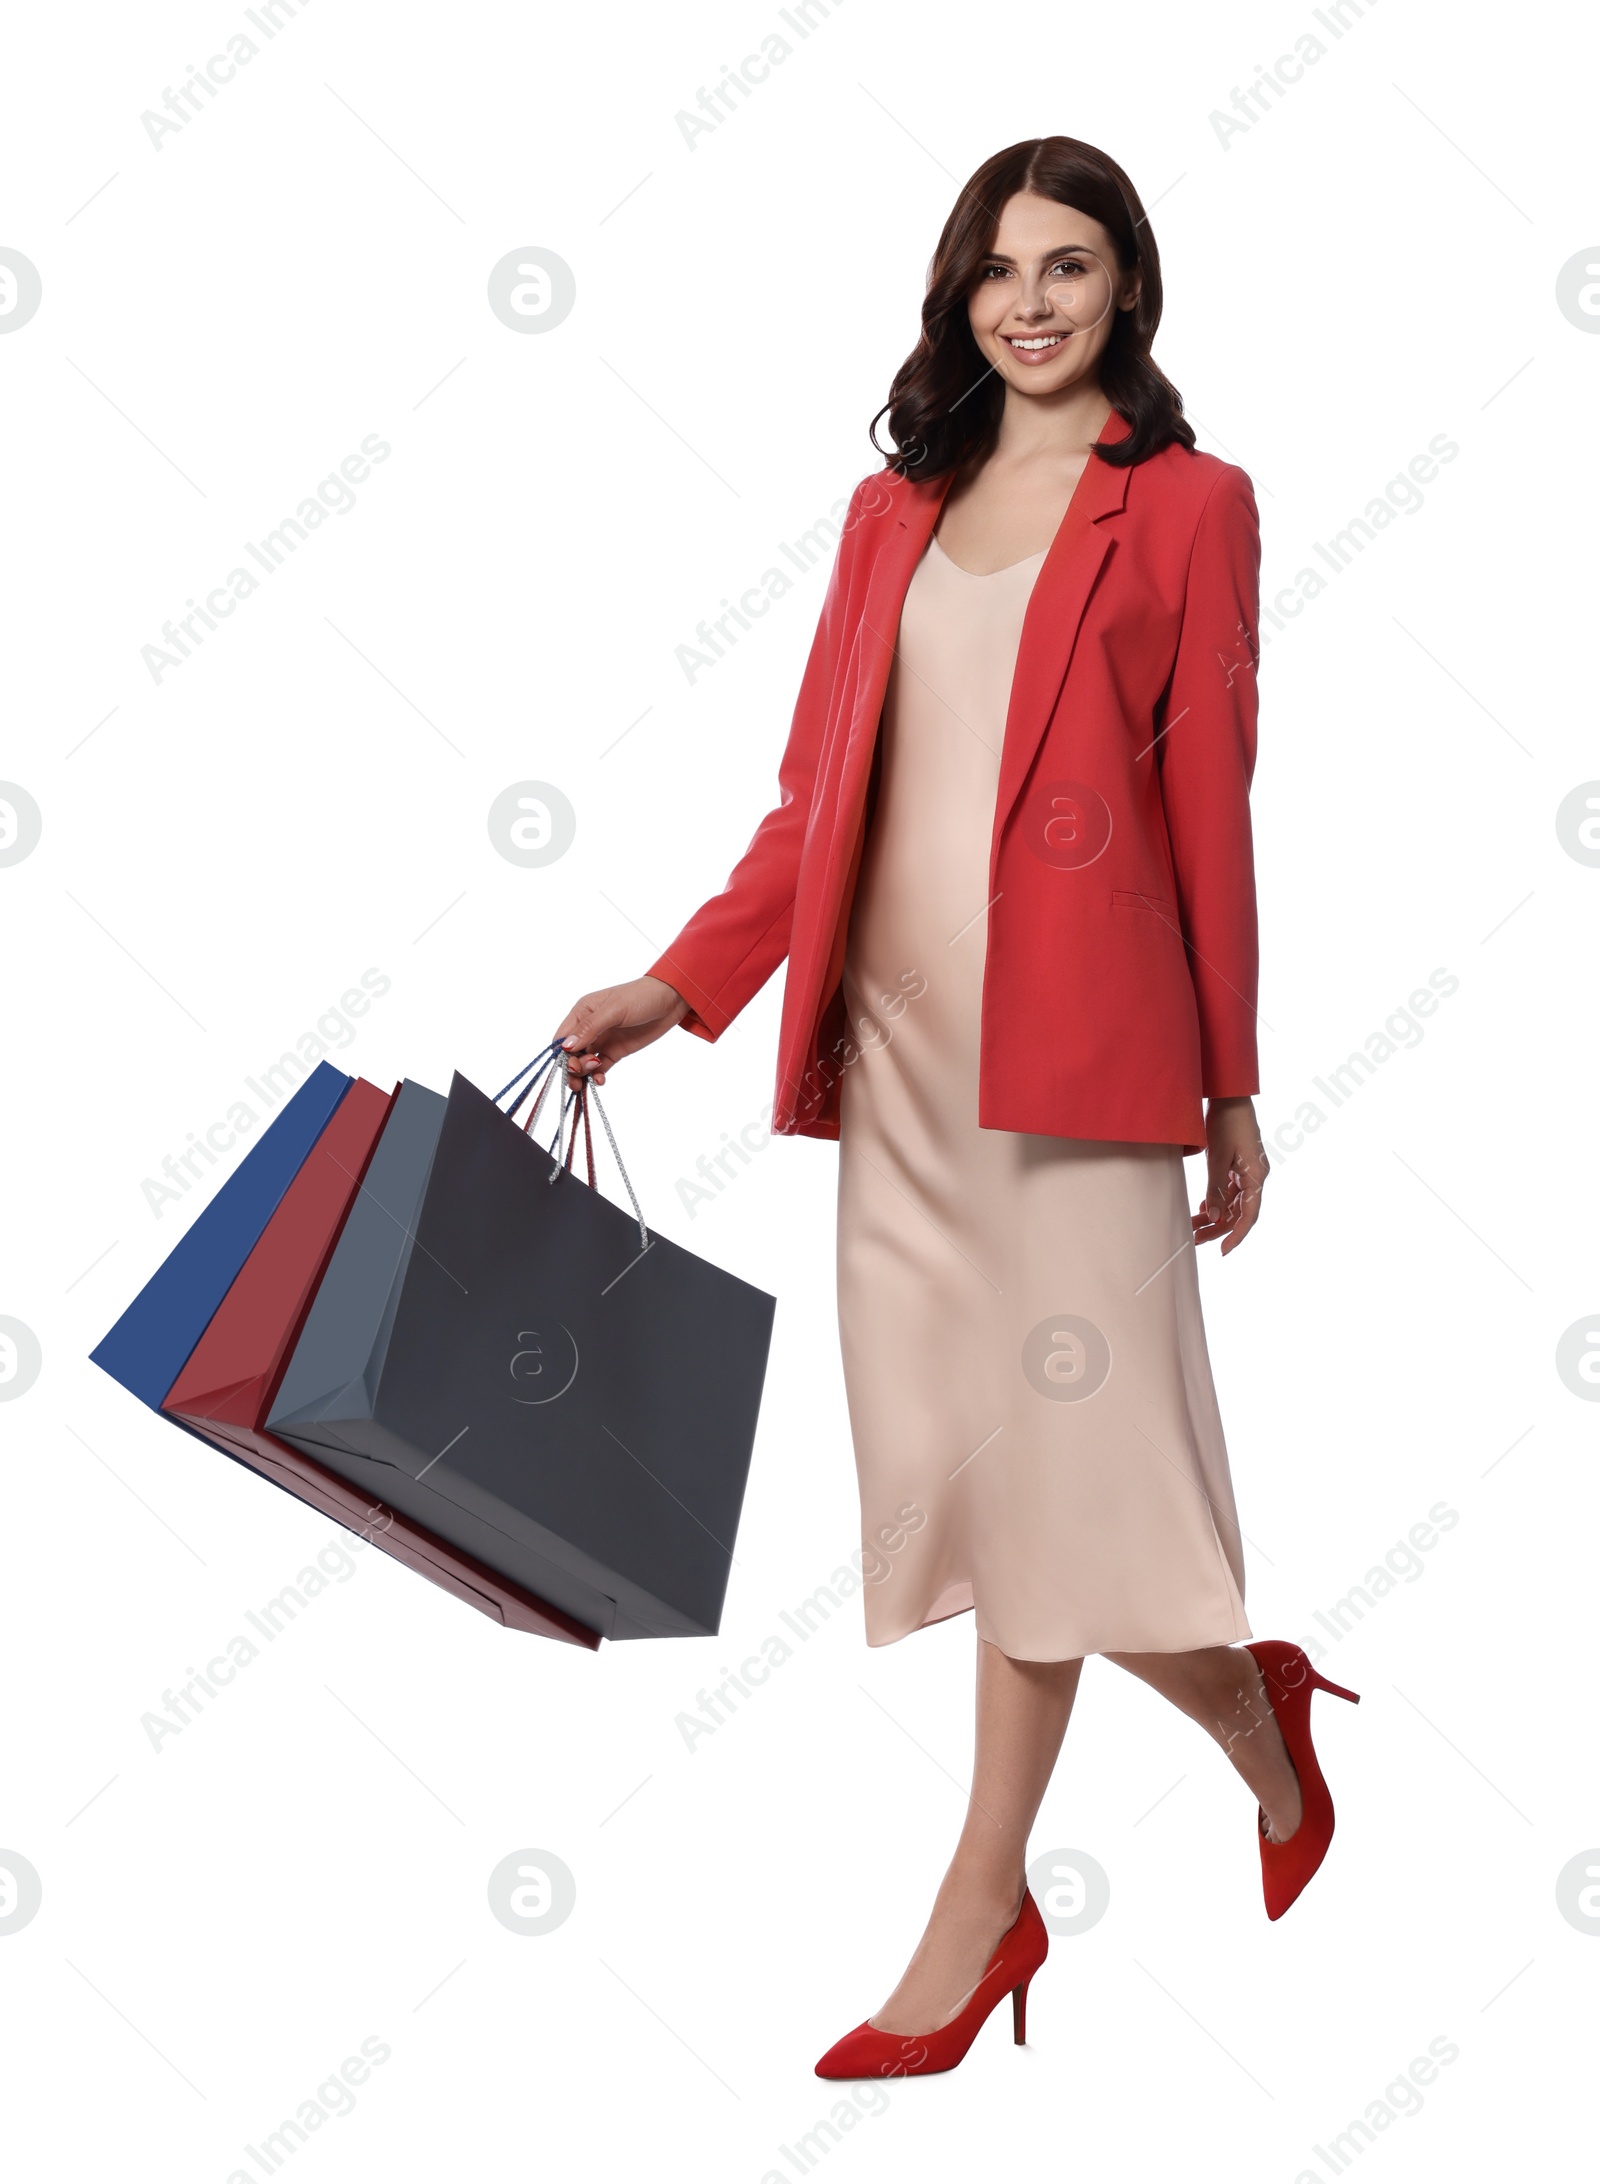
left=2, top=1, right=1595, bottom=2177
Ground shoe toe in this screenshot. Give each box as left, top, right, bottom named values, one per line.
left=814, top=2023, right=879, bottom=2078
left=814, top=2022, right=932, bottom=2079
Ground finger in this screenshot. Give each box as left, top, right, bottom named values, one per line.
left=1213, top=1179, right=1266, bottom=1249
left=1199, top=1160, right=1248, bottom=1233
left=578, top=1017, right=671, bottom=1073
left=1191, top=1195, right=1231, bottom=1246
left=554, top=998, right=596, bottom=1045
left=558, top=994, right=620, bottom=1054
left=1205, top=1173, right=1240, bottom=1218
left=1218, top=1165, right=1268, bottom=1255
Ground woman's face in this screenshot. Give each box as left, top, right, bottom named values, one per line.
left=966, top=191, right=1140, bottom=400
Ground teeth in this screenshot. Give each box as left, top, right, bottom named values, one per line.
left=1010, top=335, right=1064, bottom=350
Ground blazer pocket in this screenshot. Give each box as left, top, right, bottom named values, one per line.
left=1111, top=889, right=1176, bottom=918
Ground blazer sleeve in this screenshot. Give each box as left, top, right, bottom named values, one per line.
left=1155, top=464, right=1262, bottom=1099
left=646, top=477, right=875, bottom=1041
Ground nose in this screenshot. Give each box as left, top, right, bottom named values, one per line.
left=1013, top=274, right=1056, bottom=321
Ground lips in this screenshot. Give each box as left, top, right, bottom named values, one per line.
left=1003, top=332, right=1071, bottom=361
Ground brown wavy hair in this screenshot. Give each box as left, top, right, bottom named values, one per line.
left=871, top=136, right=1195, bottom=480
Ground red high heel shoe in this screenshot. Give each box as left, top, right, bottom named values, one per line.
left=814, top=1889, right=1048, bottom=2079
left=1245, top=1640, right=1360, bottom=1921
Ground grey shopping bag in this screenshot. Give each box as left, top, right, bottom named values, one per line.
left=268, top=1050, right=775, bottom=1640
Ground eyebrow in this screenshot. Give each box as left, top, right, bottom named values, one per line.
left=980, top=245, right=1097, bottom=267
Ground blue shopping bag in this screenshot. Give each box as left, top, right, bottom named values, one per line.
left=91, top=1063, right=352, bottom=1411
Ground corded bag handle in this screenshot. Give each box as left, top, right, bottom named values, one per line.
left=492, top=1040, right=650, bottom=1254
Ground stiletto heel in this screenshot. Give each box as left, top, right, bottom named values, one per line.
left=1310, top=1669, right=1360, bottom=1705
left=1245, top=1639, right=1360, bottom=1921
left=814, top=1891, right=1048, bottom=2078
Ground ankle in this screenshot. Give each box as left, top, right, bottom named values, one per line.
left=937, top=1860, right=1026, bottom=1919
left=1211, top=1665, right=1275, bottom=1751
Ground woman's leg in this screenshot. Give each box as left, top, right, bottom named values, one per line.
left=870, top=1636, right=1082, bottom=2035
left=1103, top=1644, right=1302, bottom=1841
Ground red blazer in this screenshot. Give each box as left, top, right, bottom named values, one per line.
left=647, top=408, right=1261, bottom=1155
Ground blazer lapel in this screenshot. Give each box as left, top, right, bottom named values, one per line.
left=833, top=408, right=1133, bottom=853
left=827, top=469, right=953, bottom=837
left=849, top=471, right=951, bottom=748
left=992, top=408, right=1134, bottom=845
left=783, top=471, right=945, bottom=1020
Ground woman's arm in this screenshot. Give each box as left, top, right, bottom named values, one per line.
left=641, top=478, right=875, bottom=1040
left=559, top=477, right=879, bottom=1080
left=1156, top=464, right=1268, bottom=1250
left=1155, top=463, right=1262, bottom=1101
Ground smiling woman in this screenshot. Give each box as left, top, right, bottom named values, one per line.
left=557, top=131, right=1358, bottom=2082
left=873, top=136, right=1192, bottom=480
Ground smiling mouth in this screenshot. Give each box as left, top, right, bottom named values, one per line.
left=1003, top=331, right=1070, bottom=355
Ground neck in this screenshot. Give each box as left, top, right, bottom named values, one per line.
left=991, top=379, right=1114, bottom=465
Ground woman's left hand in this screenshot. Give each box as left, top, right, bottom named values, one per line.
left=1193, top=1096, right=1269, bottom=1255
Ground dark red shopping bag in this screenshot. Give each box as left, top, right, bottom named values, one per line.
left=162, top=1074, right=599, bottom=1647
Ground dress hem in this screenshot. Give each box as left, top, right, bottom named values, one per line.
left=864, top=1597, right=1254, bottom=1665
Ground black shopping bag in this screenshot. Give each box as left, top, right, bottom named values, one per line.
left=269, top=1047, right=776, bottom=1640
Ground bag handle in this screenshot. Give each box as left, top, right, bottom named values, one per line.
left=492, top=1041, right=650, bottom=1254
left=492, top=1044, right=562, bottom=1120
left=566, top=1076, right=597, bottom=1188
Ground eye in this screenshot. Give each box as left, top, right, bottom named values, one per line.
left=979, top=263, right=1012, bottom=280
left=1049, top=257, right=1091, bottom=279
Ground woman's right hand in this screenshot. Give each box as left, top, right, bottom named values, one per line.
left=555, top=975, right=689, bottom=1085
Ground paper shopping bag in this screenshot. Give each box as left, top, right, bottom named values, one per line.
left=269, top=1055, right=775, bottom=1640
left=91, top=1062, right=351, bottom=1411
left=161, top=1075, right=598, bottom=1646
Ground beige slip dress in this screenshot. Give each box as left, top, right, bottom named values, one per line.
left=835, top=533, right=1252, bottom=1662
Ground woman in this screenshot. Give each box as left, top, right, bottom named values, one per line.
left=557, top=135, right=1358, bottom=2079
